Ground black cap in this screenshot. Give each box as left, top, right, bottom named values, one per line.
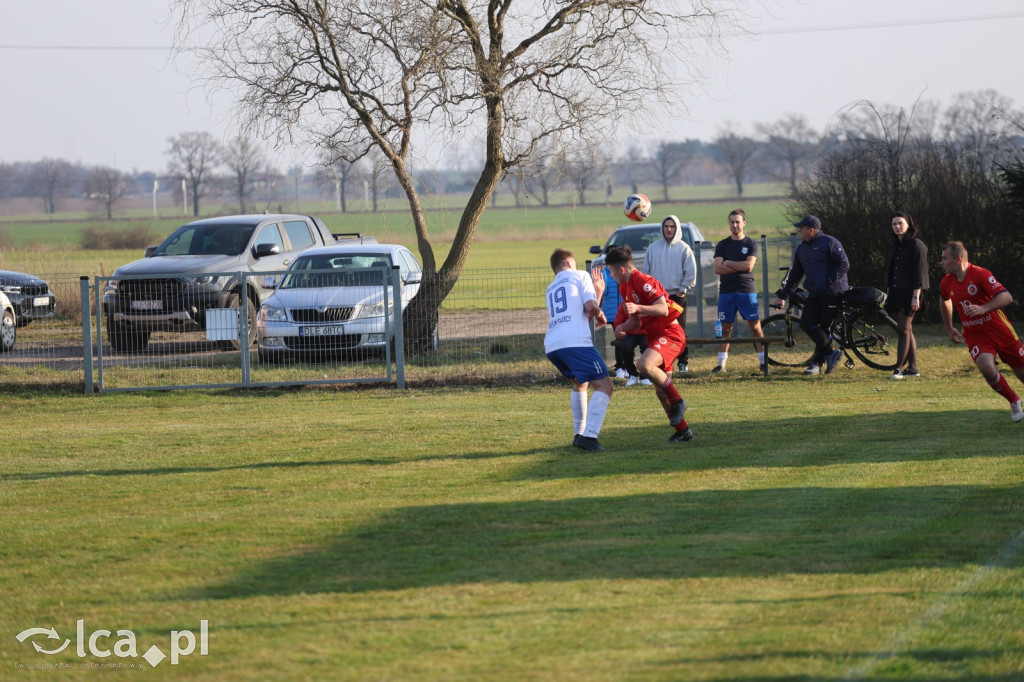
left=793, top=215, right=821, bottom=230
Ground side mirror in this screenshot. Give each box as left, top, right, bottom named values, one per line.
left=144, top=246, right=157, bottom=257
left=405, top=271, right=422, bottom=285
left=589, top=245, right=602, bottom=255
left=262, top=275, right=278, bottom=289
left=253, top=243, right=281, bottom=259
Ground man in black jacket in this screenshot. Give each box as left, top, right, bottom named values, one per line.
left=774, top=216, right=850, bottom=375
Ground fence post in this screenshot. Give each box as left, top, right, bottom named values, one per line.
left=761, top=235, right=771, bottom=319
left=239, top=272, right=251, bottom=387
left=80, top=276, right=94, bottom=395
left=392, top=265, right=405, bottom=389
left=694, top=242, right=706, bottom=337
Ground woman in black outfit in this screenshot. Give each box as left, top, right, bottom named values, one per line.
left=885, top=211, right=929, bottom=379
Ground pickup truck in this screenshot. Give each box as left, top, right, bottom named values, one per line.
left=102, top=213, right=374, bottom=352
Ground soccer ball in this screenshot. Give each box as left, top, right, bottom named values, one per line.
left=623, top=193, right=652, bottom=222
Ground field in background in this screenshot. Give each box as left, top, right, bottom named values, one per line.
left=0, top=196, right=794, bottom=277
left=2, top=337, right=1023, bottom=679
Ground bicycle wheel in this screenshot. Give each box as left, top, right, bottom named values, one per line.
left=844, top=310, right=899, bottom=370
left=760, top=313, right=815, bottom=367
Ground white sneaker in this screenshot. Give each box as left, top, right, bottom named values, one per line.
left=804, top=362, right=821, bottom=375
left=640, top=378, right=652, bottom=386
left=1012, top=399, right=1023, bottom=423
left=625, top=375, right=640, bottom=387
left=891, top=370, right=904, bottom=380
left=678, top=363, right=689, bottom=373
left=615, top=368, right=628, bottom=379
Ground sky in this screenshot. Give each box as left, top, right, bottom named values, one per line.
left=2, top=0, right=1023, bottom=173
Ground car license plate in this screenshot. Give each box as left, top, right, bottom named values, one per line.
left=33, top=296, right=49, bottom=307
left=300, top=325, right=343, bottom=337
left=131, top=300, right=162, bottom=311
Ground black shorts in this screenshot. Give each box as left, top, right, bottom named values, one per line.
left=885, top=287, right=916, bottom=316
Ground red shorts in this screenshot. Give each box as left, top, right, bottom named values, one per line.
left=646, top=322, right=686, bottom=372
left=966, top=333, right=1024, bottom=368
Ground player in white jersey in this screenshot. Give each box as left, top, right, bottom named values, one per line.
left=544, top=248, right=613, bottom=452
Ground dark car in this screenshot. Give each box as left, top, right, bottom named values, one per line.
left=589, top=222, right=718, bottom=304
left=0, top=270, right=57, bottom=327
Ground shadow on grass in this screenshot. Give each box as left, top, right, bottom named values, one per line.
left=512, top=408, right=1024, bottom=481
left=0, top=457, right=399, bottom=482
left=188, top=482, right=1024, bottom=599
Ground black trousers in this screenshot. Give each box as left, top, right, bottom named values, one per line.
left=799, top=293, right=840, bottom=363
left=616, top=334, right=648, bottom=376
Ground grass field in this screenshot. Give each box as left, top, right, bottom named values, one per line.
left=2, top=332, right=1023, bottom=679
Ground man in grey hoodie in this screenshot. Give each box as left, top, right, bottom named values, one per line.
left=642, top=215, right=697, bottom=372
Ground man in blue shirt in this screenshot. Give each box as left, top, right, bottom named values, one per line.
left=774, top=215, right=850, bottom=375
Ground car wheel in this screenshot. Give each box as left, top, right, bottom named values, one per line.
left=0, top=308, right=16, bottom=352
left=225, top=292, right=258, bottom=351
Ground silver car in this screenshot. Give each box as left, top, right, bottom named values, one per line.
left=0, top=291, right=16, bottom=352
left=257, top=243, right=427, bottom=362
left=589, top=222, right=718, bottom=304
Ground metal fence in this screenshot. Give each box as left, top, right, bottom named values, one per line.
left=0, top=236, right=798, bottom=392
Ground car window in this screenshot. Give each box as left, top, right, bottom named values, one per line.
left=282, top=220, right=315, bottom=250
left=281, top=254, right=391, bottom=289
left=607, top=228, right=661, bottom=252
left=399, top=249, right=421, bottom=277
left=254, top=224, right=285, bottom=251
left=155, top=224, right=255, bottom=256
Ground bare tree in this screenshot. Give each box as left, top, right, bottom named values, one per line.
left=0, top=162, right=14, bottom=201
left=512, top=140, right=565, bottom=207
left=755, top=114, right=819, bottom=194
left=565, top=148, right=607, bottom=206
left=942, top=89, right=1020, bottom=172
left=83, top=166, right=130, bottom=219
left=32, top=158, right=74, bottom=214
left=647, top=140, right=695, bottom=201
left=166, top=131, right=222, bottom=216
left=223, top=136, right=266, bottom=214
left=710, top=123, right=759, bottom=198
left=173, top=0, right=734, bottom=349
left=834, top=99, right=933, bottom=208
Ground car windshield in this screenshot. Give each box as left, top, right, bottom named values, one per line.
left=280, top=254, right=392, bottom=289
left=153, top=224, right=255, bottom=256
left=605, top=227, right=661, bottom=252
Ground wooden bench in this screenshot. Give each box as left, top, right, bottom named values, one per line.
left=683, top=336, right=790, bottom=376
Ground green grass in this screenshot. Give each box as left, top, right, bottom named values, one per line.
left=2, top=338, right=1023, bottom=679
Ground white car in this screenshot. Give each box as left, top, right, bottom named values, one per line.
left=0, top=291, right=16, bottom=353
left=257, top=243, right=430, bottom=362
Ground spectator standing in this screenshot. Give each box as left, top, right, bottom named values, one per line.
left=885, top=211, right=929, bottom=379
left=774, top=215, right=850, bottom=375
left=544, top=249, right=614, bottom=452
left=605, top=245, right=693, bottom=443
left=712, top=208, right=766, bottom=373
left=939, top=241, right=1024, bottom=422
left=642, top=215, right=696, bottom=372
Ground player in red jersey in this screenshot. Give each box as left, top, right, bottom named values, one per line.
left=939, top=241, right=1024, bottom=422
left=604, top=245, right=693, bottom=442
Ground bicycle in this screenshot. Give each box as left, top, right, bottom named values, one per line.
left=759, top=268, right=900, bottom=371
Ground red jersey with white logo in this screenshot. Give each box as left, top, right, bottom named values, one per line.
left=940, top=264, right=1019, bottom=344
left=618, top=269, right=682, bottom=336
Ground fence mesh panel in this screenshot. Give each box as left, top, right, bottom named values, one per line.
left=0, top=237, right=799, bottom=391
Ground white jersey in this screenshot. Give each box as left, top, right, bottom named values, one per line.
left=544, top=268, right=597, bottom=353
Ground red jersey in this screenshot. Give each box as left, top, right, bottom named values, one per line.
left=618, top=269, right=682, bottom=336
left=940, top=264, right=1019, bottom=343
